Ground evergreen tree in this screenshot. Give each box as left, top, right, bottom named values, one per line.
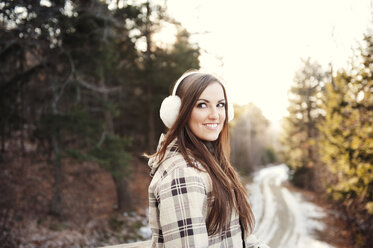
left=317, top=33, right=373, bottom=247
left=319, top=34, right=373, bottom=212
left=281, top=58, right=327, bottom=189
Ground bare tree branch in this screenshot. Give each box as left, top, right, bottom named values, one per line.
left=75, top=75, right=122, bottom=94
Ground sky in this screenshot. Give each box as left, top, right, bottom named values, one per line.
left=163, top=0, right=372, bottom=127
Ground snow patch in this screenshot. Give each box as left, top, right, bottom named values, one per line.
left=247, top=164, right=335, bottom=248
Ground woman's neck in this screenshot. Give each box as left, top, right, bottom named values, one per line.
left=203, top=140, right=215, bottom=155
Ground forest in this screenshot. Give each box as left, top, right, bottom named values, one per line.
left=0, top=1, right=277, bottom=247
left=1, top=0, right=372, bottom=248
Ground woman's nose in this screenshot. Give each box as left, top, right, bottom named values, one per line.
left=208, top=106, right=219, bottom=119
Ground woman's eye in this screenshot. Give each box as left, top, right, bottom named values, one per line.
left=217, top=103, right=225, bottom=108
left=197, top=103, right=207, bottom=108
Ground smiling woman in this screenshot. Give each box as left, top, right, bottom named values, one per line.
left=145, top=70, right=269, bottom=247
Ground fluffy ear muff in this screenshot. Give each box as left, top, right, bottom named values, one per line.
left=228, top=102, right=234, bottom=122
left=159, top=95, right=181, bottom=128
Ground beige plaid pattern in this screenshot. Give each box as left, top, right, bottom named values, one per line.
left=148, top=135, right=269, bottom=248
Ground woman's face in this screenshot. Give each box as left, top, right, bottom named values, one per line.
left=188, top=82, right=226, bottom=141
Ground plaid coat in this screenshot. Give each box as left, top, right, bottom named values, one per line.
left=148, top=134, right=269, bottom=248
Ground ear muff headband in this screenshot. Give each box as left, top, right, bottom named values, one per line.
left=171, top=71, right=198, bottom=95
left=160, top=71, right=234, bottom=128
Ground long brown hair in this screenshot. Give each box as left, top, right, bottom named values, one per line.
left=153, top=71, right=255, bottom=237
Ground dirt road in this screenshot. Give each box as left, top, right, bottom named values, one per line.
left=248, top=164, right=334, bottom=248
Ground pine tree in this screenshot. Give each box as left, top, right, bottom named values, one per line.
left=319, top=34, right=373, bottom=212
left=318, top=33, right=373, bottom=247
left=281, top=58, right=327, bottom=189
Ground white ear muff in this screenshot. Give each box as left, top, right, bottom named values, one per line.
left=159, top=95, right=181, bottom=128
left=159, top=71, right=199, bottom=128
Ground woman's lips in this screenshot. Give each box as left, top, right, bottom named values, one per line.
left=203, top=123, right=219, bottom=130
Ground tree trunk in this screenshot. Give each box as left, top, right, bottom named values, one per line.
left=50, top=74, right=63, bottom=217
left=20, top=88, right=25, bottom=155
left=1, top=123, right=5, bottom=153
left=50, top=134, right=62, bottom=216
left=145, top=1, right=155, bottom=151
left=98, top=69, right=132, bottom=211
left=115, top=177, right=133, bottom=211
left=147, top=86, right=155, bottom=151
left=99, top=73, right=114, bottom=136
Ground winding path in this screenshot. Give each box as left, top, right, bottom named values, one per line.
left=248, top=164, right=334, bottom=248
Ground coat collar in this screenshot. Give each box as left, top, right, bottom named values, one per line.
left=148, top=134, right=179, bottom=177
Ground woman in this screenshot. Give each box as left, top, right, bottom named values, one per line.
left=147, top=70, right=269, bottom=248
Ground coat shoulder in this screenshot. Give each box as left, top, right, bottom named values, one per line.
left=149, top=153, right=211, bottom=196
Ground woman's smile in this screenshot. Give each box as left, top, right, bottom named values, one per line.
left=203, top=123, right=219, bottom=129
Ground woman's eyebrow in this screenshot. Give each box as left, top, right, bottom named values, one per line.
left=197, top=98, right=226, bottom=102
